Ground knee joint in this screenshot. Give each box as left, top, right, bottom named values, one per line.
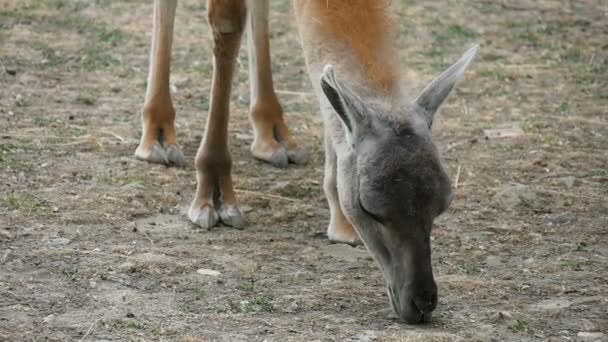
left=207, top=0, right=246, bottom=36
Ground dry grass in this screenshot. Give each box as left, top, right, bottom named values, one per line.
left=0, top=0, right=606, bottom=340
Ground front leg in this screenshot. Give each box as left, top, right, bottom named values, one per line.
left=135, top=0, right=185, bottom=167
left=188, top=0, right=247, bottom=229
left=245, top=0, right=308, bottom=168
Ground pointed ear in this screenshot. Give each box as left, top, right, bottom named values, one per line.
left=415, top=45, right=478, bottom=126
left=320, top=65, right=366, bottom=145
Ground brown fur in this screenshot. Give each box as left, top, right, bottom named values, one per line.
left=295, top=0, right=399, bottom=93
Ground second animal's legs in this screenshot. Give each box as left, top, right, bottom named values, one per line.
left=135, top=0, right=185, bottom=166
left=188, top=0, right=247, bottom=229
left=246, top=0, right=308, bottom=168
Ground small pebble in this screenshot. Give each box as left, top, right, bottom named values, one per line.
left=576, top=332, right=604, bottom=342
left=197, top=268, right=221, bottom=276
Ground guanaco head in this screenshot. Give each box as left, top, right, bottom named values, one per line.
left=320, top=46, right=478, bottom=324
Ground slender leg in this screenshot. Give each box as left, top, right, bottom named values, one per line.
left=135, top=0, right=185, bottom=167
left=188, top=0, right=247, bottom=229
left=323, top=128, right=358, bottom=245
left=245, top=0, right=308, bottom=168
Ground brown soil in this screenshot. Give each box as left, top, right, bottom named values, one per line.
left=1, top=0, right=606, bottom=341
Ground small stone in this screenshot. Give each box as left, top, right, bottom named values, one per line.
left=174, top=78, right=192, bottom=88
left=489, top=311, right=512, bottom=322
left=234, top=132, right=253, bottom=141
left=558, top=176, right=579, bottom=188
left=15, top=94, right=26, bottom=107
left=483, top=122, right=523, bottom=139
left=351, top=330, right=378, bottom=342
left=492, top=183, right=536, bottom=209
left=5, top=67, right=17, bottom=76
left=347, top=260, right=364, bottom=269
left=576, top=332, right=604, bottom=342
left=272, top=181, right=290, bottom=189
left=48, top=237, right=71, bottom=246
left=580, top=319, right=598, bottom=332
left=196, top=268, right=221, bottom=277
left=0, top=230, right=14, bottom=241
left=544, top=212, right=577, bottom=226
left=118, top=262, right=137, bottom=273
left=320, top=244, right=370, bottom=263
left=485, top=255, right=502, bottom=267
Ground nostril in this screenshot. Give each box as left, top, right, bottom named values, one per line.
left=413, top=292, right=437, bottom=314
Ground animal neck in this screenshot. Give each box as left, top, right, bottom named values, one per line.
left=295, top=0, right=401, bottom=96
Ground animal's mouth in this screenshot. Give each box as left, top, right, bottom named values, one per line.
left=387, top=286, right=432, bottom=324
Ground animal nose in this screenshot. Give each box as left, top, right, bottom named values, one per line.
left=389, top=284, right=438, bottom=324
left=413, top=289, right=438, bottom=315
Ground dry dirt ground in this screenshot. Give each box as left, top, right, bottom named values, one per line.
left=1, top=0, right=607, bottom=341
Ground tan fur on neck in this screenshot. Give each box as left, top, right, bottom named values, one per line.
left=296, top=0, right=399, bottom=93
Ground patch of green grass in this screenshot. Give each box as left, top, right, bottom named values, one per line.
left=239, top=293, right=274, bottom=313
left=562, top=48, right=584, bottom=64
left=575, top=61, right=608, bottom=92
left=272, top=0, right=293, bottom=13
left=0, top=155, right=27, bottom=172
left=421, top=47, right=449, bottom=59
left=482, top=52, right=505, bottom=62
left=76, top=93, right=97, bottom=106
left=518, top=30, right=540, bottom=45
left=240, top=281, right=256, bottom=293
left=109, top=318, right=145, bottom=330
left=282, top=101, right=311, bottom=114
left=0, top=193, right=48, bottom=214
left=458, top=263, right=482, bottom=275
left=493, top=142, right=522, bottom=152
left=33, top=43, right=70, bottom=67
left=478, top=69, right=509, bottom=81
left=559, top=259, right=582, bottom=271
left=99, top=174, right=147, bottom=187
left=510, top=319, right=531, bottom=333
left=555, top=100, right=571, bottom=115
left=80, top=44, right=121, bottom=70
left=49, top=0, right=69, bottom=10
left=435, top=24, right=478, bottom=45
left=588, top=169, right=608, bottom=180
left=193, top=287, right=207, bottom=300
left=541, top=134, right=560, bottom=147
left=237, top=281, right=274, bottom=313
left=420, top=23, right=478, bottom=73
left=178, top=287, right=207, bottom=314
left=46, top=0, right=96, bottom=11
left=33, top=116, right=52, bottom=126
left=61, top=266, right=79, bottom=281
left=99, top=28, right=125, bottom=45
left=505, top=19, right=542, bottom=46
left=522, top=116, right=550, bottom=133
left=276, top=181, right=323, bottom=199
left=474, top=2, right=502, bottom=14
left=26, top=12, right=127, bottom=70
left=0, top=141, right=34, bottom=172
